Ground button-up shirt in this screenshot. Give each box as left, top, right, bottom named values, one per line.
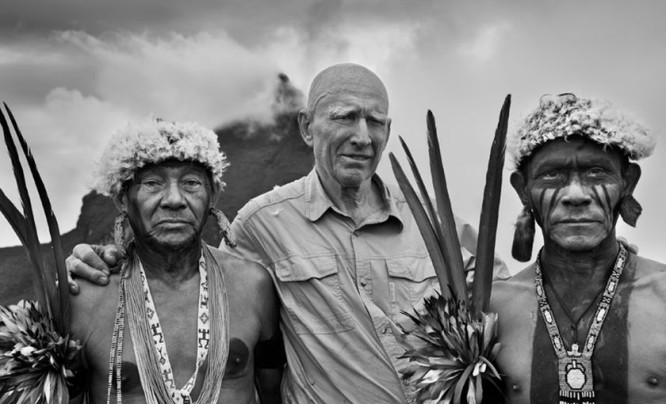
left=226, top=169, right=509, bottom=403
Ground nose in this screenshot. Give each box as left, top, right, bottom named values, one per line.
left=350, top=118, right=372, bottom=148
left=561, top=174, right=592, bottom=208
left=161, top=181, right=186, bottom=209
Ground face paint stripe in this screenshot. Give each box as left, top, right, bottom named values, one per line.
left=601, top=184, right=614, bottom=217
left=546, top=187, right=561, bottom=227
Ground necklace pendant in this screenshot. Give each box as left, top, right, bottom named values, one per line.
left=558, top=354, right=595, bottom=404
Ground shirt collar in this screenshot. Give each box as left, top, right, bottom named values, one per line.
left=304, top=169, right=404, bottom=227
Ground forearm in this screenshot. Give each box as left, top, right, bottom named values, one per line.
left=255, top=367, right=283, bottom=404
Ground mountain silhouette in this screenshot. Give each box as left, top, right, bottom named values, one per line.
left=0, top=74, right=314, bottom=305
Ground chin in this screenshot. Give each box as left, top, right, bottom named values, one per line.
left=147, top=231, right=199, bottom=251
left=550, top=235, right=607, bottom=252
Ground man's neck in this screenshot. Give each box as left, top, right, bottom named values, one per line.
left=540, top=236, right=620, bottom=301
left=321, top=176, right=384, bottom=226
left=134, top=240, right=202, bottom=288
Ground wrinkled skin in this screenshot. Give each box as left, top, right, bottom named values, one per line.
left=511, top=137, right=640, bottom=255
left=120, top=160, right=214, bottom=254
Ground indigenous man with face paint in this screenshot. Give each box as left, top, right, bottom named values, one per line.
left=68, top=120, right=284, bottom=403
left=66, top=63, right=509, bottom=403
left=490, top=93, right=666, bottom=403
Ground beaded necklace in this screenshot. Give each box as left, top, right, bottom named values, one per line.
left=107, top=245, right=229, bottom=403
left=534, top=244, right=627, bottom=404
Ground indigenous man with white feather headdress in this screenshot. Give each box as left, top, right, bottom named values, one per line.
left=491, top=94, right=666, bottom=403
left=69, top=119, right=284, bottom=403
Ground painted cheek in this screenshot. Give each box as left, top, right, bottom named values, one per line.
left=529, top=186, right=561, bottom=229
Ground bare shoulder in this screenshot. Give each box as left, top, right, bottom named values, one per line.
left=489, top=264, right=537, bottom=316
left=631, top=253, right=666, bottom=278
left=209, top=247, right=275, bottom=298
left=70, top=276, right=121, bottom=336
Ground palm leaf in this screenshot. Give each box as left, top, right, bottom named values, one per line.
left=471, top=95, right=511, bottom=318
left=397, top=136, right=442, bottom=243
left=0, top=189, right=29, bottom=247
left=5, top=103, right=70, bottom=334
left=389, top=153, right=452, bottom=299
left=426, top=110, right=468, bottom=303
left=0, top=105, right=50, bottom=313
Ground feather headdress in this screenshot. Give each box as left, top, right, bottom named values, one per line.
left=0, top=103, right=83, bottom=403
left=509, top=93, right=655, bottom=168
left=389, top=95, right=511, bottom=403
left=94, top=118, right=229, bottom=198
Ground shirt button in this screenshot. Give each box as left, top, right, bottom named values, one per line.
left=382, top=326, right=388, bottom=334
left=360, top=281, right=367, bottom=287
left=648, top=377, right=660, bottom=386
left=512, top=384, right=521, bottom=392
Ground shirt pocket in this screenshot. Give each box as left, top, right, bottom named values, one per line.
left=275, top=256, right=355, bottom=335
left=386, top=257, right=440, bottom=311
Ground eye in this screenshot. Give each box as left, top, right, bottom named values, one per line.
left=182, top=178, right=204, bottom=191
left=367, top=116, right=386, bottom=127
left=141, top=179, right=164, bottom=191
left=587, top=167, right=607, bottom=178
left=538, top=170, right=563, bottom=181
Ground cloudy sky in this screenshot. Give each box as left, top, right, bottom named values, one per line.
left=1, top=0, right=665, bottom=270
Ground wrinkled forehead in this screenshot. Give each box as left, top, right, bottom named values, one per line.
left=308, top=64, right=389, bottom=113
left=128, top=159, right=214, bottom=186
left=523, top=137, right=627, bottom=173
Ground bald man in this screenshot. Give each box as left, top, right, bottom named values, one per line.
left=221, top=63, right=509, bottom=402
left=68, top=63, right=508, bottom=403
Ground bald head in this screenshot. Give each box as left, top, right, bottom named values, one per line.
left=307, top=63, right=389, bottom=112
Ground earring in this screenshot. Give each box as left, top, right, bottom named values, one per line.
left=114, top=211, right=128, bottom=255
left=512, top=206, right=535, bottom=262
left=619, top=195, right=642, bottom=227
left=210, top=207, right=237, bottom=248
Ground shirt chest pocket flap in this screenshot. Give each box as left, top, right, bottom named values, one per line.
left=275, top=256, right=354, bottom=334
left=386, top=257, right=440, bottom=307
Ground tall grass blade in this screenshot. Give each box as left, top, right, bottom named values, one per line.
left=390, top=153, right=452, bottom=299
left=397, top=136, right=442, bottom=243
left=5, top=103, right=70, bottom=334
left=0, top=105, right=50, bottom=312
left=0, top=189, right=29, bottom=246
left=471, top=95, right=511, bottom=318
left=426, top=111, right=467, bottom=303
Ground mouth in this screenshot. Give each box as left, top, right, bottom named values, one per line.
left=341, top=154, right=372, bottom=162
left=156, top=219, right=191, bottom=226
left=555, top=218, right=600, bottom=225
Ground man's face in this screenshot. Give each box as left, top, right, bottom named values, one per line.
left=121, top=161, right=214, bottom=251
left=303, top=83, right=391, bottom=190
left=516, top=137, right=630, bottom=251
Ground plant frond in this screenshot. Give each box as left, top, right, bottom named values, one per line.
left=390, top=153, right=452, bottom=299
left=4, top=103, right=70, bottom=335
left=471, top=95, right=511, bottom=318
left=425, top=110, right=468, bottom=303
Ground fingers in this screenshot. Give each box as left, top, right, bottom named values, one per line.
left=96, top=245, right=123, bottom=272
left=67, top=244, right=112, bottom=286
left=65, top=262, right=80, bottom=295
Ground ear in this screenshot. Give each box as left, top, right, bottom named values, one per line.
left=622, top=163, right=641, bottom=196
left=386, top=117, right=392, bottom=142
left=113, top=192, right=128, bottom=213
left=619, top=163, right=643, bottom=227
left=210, top=183, right=221, bottom=207
left=510, top=171, right=530, bottom=206
left=298, top=109, right=314, bottom=147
